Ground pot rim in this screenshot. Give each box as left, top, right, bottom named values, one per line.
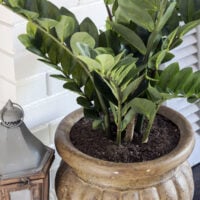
left=55, top=105, right=195, bottom=179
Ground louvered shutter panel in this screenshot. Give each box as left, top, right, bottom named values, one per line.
left=164, top=27, right=200, bottom=165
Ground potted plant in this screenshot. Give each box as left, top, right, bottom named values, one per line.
left=1, top=0, right=200, bottom=199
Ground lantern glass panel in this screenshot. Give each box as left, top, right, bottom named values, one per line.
left=10, top=189, right=31, bottom=200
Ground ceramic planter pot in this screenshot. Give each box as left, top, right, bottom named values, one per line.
left=55, top=106, right=195, bottom=200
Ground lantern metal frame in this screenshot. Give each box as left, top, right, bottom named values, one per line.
left=0, top=147, right=54, bottom=200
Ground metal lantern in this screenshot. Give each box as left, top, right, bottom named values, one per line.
left=0, top=100, right=54, bottom=200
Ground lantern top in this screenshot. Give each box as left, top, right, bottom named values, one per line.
left=0, top=100, right=24, bottom=128
left=0, top=100, right=54, bottom=180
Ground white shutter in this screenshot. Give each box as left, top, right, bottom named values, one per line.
left=164, top=27, right=200, bottom=165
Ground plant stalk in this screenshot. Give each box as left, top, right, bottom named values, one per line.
left=142, top=105, right=160, bottom=143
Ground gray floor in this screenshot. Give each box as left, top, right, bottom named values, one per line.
left=193, top=163, right=200, bottom=200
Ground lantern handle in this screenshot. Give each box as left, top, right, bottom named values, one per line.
left=0, top=102, right=24, bottom=128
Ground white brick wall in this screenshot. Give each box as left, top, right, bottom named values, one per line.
left=0, top=1, right=107, bottom=199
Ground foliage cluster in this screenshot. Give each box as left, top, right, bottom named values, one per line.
left=1, top=0, right=200, bottom=144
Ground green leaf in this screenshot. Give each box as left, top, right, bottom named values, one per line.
left=18, top=34, right=32, bottom=47
left=37, top=0, right=60, bottom=19
left=38, top=59, right=62, bottom=71
left=157, top=2, right=176, bottom=32
left=63, top=81, right=83, bottom=95
left=123, top=98, right=156, bottom=119
left=80, top=17, right=99, bottom=45
left=26, top=21, right=37, bottom=37
left=70, top=32, right=96, bottom=55
left=50, top=74, right=68, bottom=81
left=177, top=0, right=195, bottom=22
left=178, top=19, right=200, bottom=37
left=93, top=71, right=117, bottom=105
left=17, top=8, right=39, bottom=19
left=121, top=108, right=136, bottom=131
left=37, top=18, right=57, bottom=31
left=7, top=0, right=24, bottom=7
left=110, top=22, right=147, bottom=55
left=104, top=0, right=115, bottom=5
left=168, top=67, right=193, bottom=93
left=77, top=96, right=92, bottom=108
left=92, top=119, right=103, bottom=129
left=76, top=43, right=97, bottom=58
left=187, top=96, right=199, bottom=103
left=157, top=63, right=179, bottom=91
left=78, top=56, right=101, bottom=71
left=96, top=54, right=115, bottom=74
left=122, top=75, right=144, bottom=103
left=115, top=0, right=155, bottom=31
left=83, top=108, right=99, bottom=119
left=55, top=15, right=76, bottom=42
left=95, top=47, right=114, bottom=55
left=147, top=86, right=163, bottom=103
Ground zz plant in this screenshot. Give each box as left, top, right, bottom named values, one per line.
left=1, top=0, right=200, bottom=145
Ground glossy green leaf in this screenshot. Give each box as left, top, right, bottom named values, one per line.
left=115, top=0, right=154, bottom=31
left=77, top=96, right=92, bottom=108
left=7, top=0, right=24, bottom=7
left=157, top=2, right=176, bottom=31
left=50, top=74, right=68, bottom=81
left=123, top=98, right=156, bottom=119
left=157, top=63, right=179, bottom=91
left=17, top=8, right=39, bottom=19
left=78, top=56, right=101, bottom=71
left=92, top=119, right=103, bottom=129
left=55, top=15, right=76, bottom=42
left=178, top=19, right=200, bottom=37
left=37, top=18, right=57, bottom=31
left=110, top=22, right=147, bottom=55
left=96, top=54, right=115, bottom=73
left=76, top=43, right=97, bottom=58
left=104, top=0, right=115, bottom=5
left=63, top=81, right=83, bottom=95
left=80, top=18, right=99, bottom=45
left=122, top=75, right=144, bottom=103
left=70, top=32, right=95, bottom=55
left=147, top=86, right=163, bottom=103
left=168, top=67, right=193, bottom=93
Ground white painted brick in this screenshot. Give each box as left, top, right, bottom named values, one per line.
left=79, top=0, right=101, bottom=5
left=46, top=71, right=65, bottom=95
left=0, top=20, right=26, bottom=54
left=0, top=51, right=15, bottom=81
left=15, top=52, right=48, bottom=80
left=16, top=73, right=47, bottom=105
left=49, top=117, right=63, bottom=144
left=0, top=5, right=24, bottom=25
left=23, top=91, right=79, bottom=129
left=71, top=1, right=107, bottom=28
left=0, top=78, right=16, bottom=102
left=49, top=0, right=79, bottom=8
left=31, top=124, right=51, bottom=146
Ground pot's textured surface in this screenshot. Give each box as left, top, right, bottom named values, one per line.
left=55, top=106, right=195, bottom=200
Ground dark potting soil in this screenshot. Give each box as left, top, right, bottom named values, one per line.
left=70, top=114, right=180, bottom=163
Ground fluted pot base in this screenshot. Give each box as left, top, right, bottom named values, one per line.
left=56, top=161, right=193, bottom=200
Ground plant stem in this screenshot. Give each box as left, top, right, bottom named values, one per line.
left=142, top=105, right=160, bottom=143
left=104, top=3, right=113, bottom=21
left=116, top=98, right=122, bottom=145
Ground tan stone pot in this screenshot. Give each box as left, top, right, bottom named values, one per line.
left=55, top=106, right=195, bottom=200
